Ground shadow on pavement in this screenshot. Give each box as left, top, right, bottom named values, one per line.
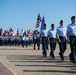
left=23, top=70, right=76, bottom=74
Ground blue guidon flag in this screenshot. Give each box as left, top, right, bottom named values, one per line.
left=40, top=16, right=45, bottom=32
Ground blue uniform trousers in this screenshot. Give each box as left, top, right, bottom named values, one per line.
left=33, top=39, right=37, bottom=50
left=21, top=39, right=25, bottom=47
left=0, top=38, right=4, bottom=46
left=49, top=38, right=56, bottom=58
left=69, top=36, right=76, bottom=62
left=37, top=39, right=40, bottom=50
left=42, top=37, right=47, bottom=57
left=59, top=36, right=67, bottom=60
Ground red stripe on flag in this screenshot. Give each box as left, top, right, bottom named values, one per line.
left=35, top=15, right=42, bottom=28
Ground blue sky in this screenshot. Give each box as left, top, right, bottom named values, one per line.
left=0, top=0, right=76, bottom=31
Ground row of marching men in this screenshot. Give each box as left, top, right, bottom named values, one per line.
left=0, top=28, right=33, bottom=46
left=0, top=35, right=33, bottom=46
left=39, top=16, right=76, bottom=63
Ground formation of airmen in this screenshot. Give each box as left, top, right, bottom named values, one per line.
left=0, top=28, right=33, bottom=46
left=40, top=16, right=76, bottom=63
left=0, top=16, right=76, bottom=63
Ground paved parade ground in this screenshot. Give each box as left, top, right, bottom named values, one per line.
left=0, top=45, right=76, bottom=75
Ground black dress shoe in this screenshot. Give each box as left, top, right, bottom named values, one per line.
left=52, top=56, right=55, bottom=59
left=61, top=57, right=64, bottom=61
left=38, top=48, right=40, bottom=50
left=59, top=52, right=60, bottom=55
left=42, top=52, right=45, bottom=55
left=47, top=48, right=49, bottom=50
left=59, top=53, right=61, bottom=58
left=34, top=48, right=36, bottom=50
left=44, top=55, right=47, bottom=57
left=50, top=54, right=51, bottom=57
left=69, top=57, right=72, bottom=62
left=72, top=60, right=76, bottom=63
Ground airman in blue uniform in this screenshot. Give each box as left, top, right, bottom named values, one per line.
left=41, top=23, right=48, bottom=57
left=48, top=24, right=56, bottom=58
left=67, top=16, right=76, bottom=63
left=57, top=20, right=67, bottom=61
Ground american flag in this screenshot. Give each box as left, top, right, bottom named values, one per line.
left=35, top=14, right=42, bottom=28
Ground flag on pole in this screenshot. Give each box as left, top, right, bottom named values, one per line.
left=40, top=16, right=45, bottom=32
left=35, top=14, right=42, bottom=28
